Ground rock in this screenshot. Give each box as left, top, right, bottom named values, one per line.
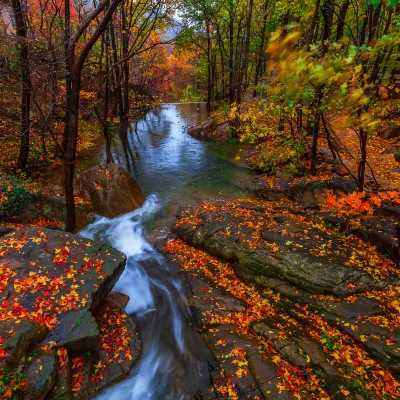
left=297, top=336, right=344, bottom=392
left=46, top=348, right=71, bottom=400
left=24, top=350, right=57, bottom=400
left=18, top=192, right=93, bottom=231
left=78, top=164, right=145, bottom=218
left=52, top=185, right=63, bottom=196
left=330, top=177, right=357, bottom=194
left=0, top=227, right=127, bottom=399
left=334, top=159, right=357, bottom=176
left=71, top=352, right=92, bottom=399
left=88, top=306, right=141, bottom=395
left=382, top=147, right=398, bottom=155
left=174, top=202, right=387, bottom=298
left=0, top=226, right=13, bottom=237
left=379, top=124, right=400, bottom=140
left=0, top=320, right=47, bottom=371
left=249, top=176, right=328, bottom=204
left=103, top=291, right=130, bottom=310
left=216, top=122, right=231, bottom=140
left=187, top=118, right=218, bottom=141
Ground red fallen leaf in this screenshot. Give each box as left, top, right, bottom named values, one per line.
left=43, top=291, right=52, bottom=297
left=44, top=247, right=51, bottom=252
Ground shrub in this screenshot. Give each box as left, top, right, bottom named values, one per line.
left=0, top=174, right=33, bottom=221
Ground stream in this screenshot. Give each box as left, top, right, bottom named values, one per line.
left=79, top=103, right=255, bottom=399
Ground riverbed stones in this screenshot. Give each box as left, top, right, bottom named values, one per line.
left=78, top=163, right=145, bottom=218
left=0, top=227, right=141, bottom=399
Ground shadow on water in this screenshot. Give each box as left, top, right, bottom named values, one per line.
left=76, top=103, right=255, bottom=399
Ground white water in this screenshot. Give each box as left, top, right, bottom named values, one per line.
left=80, top=195, right=210, bottom=399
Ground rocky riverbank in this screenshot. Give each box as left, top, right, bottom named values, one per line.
left=0, top=227, right=140, bottom=399
left=163, top=178, right=400, bottom=399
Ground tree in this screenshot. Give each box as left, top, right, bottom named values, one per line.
left=11, top=0, right=31, bottom=171
left=63, top=0, right=124, bottom=232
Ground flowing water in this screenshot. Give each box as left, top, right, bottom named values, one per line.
left=79, top=103, right=255, bottom=399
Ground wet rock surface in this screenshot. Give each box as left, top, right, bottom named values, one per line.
left=165, top=194, right=400, bottom=399
left=0, top=228, right=140, bottom=399
left=78, top=163, right=145, bottom=218
left=187, top=118, right=232, bottom=141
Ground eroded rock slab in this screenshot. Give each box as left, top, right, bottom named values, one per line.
left=174, top=200, right=391, bottom=298
left=0, top=228, right=128, bottom=399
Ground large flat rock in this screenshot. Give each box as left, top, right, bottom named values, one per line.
left=0, top=227, right=127, bottom=398
left=174, top=200, right=394, bottom=298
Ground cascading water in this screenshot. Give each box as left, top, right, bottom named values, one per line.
left=70, top=103, right=254, bottom=399
left=80, top=195, right=211, bottom=399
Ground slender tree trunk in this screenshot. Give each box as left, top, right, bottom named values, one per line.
left=308, top=0, right=320, bottom=45
left=11, top=0, right=31, bottom=170
left=237, top=0, right=253, bottom=104
left=64, top=74, right=81, bottom=232
left=109, top=21, right=124, bottom=138
left=336, top=0, right=350, bottom=41
left=63, top=0, right=72, bottom=154
left=121, top=7, right=130, bottom=137
left=253, top=0, right=269, bottom=97
left=321, top=0, right=334, bottom=52
left=229, top=0, right=234, bottom=105
left=206, top=19, right=213, bottom=111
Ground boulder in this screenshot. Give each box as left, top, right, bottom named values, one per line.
left=216, top=122, right=231, bottom=140
left=78, top=164, right=145, bottom=218
left=187, top=118, right=217, bottom=140
left=382, top=147, right=398, bottom=155
left=379, top=124, right=400, bottom=140
left=0, top=225, right=13, bottom=237
left=0, top=227, right=141, bottom=399
left=18, top=193, right=93, bottom=231
left=103, top=291, right=130, bottom=310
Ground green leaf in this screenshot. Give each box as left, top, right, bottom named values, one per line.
left=370, top=0, right=380, bottom=10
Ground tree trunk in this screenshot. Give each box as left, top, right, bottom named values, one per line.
left=11, top=0, right=31, bottom=171
left=237, top=0, right=253, bottom=104
left=229, top=0, right=234, bottom=105
left=336, top=0, right=350, bottom=41
left=308, top=0, right=320, bottom=45
left=321, top=0, right=334, bottom=53
left=253, top=0, right=269, bottom=97
left=63, top=0, right=72, bottom=155
left=64, top=74, right=81, bottom=233
left=121, top=7, right=130, bottom=137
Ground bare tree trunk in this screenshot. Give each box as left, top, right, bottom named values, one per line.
left=253, top=0, right=269, bottom=97
left=11, top=0, right=31, bottom=170
left=63, top=0, right=124, bottom=232
left=336, top=0, right=350, bottom=41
